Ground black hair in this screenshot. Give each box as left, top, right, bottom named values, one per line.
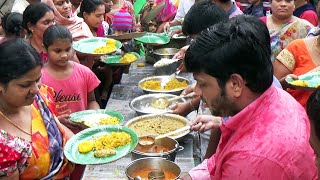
left=184, top=15, right=273, bottom=93
left=1, top=12, right=23, bottom=37
left=182, top=0, right=228, bottom=36
left=0, top=38, right=42, bottom=85
left=43, top=24, right=73, bottom=49
left=22, top=2, right=53, bottom=34
left=79, top=0, right=105, bottom=18
left=217, top=0, right=231, bottom=4
left=307, top=88, right=320, bottom=139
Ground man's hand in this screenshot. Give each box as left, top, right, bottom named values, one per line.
left=189, top=115, right=222, bottom=132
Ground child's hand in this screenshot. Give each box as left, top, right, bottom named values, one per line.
left=134, top=22, right=142, bottom=32
left=57, top=114, right=87, bottom=130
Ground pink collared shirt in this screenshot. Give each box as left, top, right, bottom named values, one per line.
left=189, top=85, right=318, bottom=179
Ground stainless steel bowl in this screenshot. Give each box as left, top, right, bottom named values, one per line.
left=132, top=136, right=184, bottom=161
left=138, top=76, right=191, bottom=95
left=125, top=157, right=181, bottom=180
left=155, top=60, right=181, bottom=76
left=125, top=113, right=190, bottom=140
left=129, top=93, right=187, bottom=116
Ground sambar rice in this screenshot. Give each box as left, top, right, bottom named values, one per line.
left=128, top=117, right=185, bottom=136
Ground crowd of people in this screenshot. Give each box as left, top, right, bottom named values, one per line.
left=1, top=0, right=320, bottom=179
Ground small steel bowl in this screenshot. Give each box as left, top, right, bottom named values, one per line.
left=125, top=157, right=181, bottom=180
left=138, top=76, right=191, bottom=95
left=129, top=93, right=187, bottom=116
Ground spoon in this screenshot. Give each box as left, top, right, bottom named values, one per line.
left=138, top=136, right=156, bottom=148
left=155, top=122, right=202, bottom=140
left=150, top=92, right=196, bottom=109
left=160, top=70, right=181, bottom=88
left=137, top=122, right=202, bottom=148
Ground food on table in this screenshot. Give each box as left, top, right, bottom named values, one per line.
left=141, top=80, right=161, bottom=90
left=289, top=80, right=309, bottom=87
left=119, top=53, right=137, bottom=63
left=140, top=78, right=188, bottom=91
left=93, top=39, right=117, bottom=54
left=131, top=168, right=176, bottom=180
left=137, top=63, right=145, bottom=67
left=77, top=132, right=131, bottom=158
left=80, top=114, right=120, bottom=127
left=78, top=141, right=94, bottom=153
left=128, top=117, right=185, bottom=137
left=93, top=148, right=116, bottom=158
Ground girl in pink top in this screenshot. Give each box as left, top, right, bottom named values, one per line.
left=41, top=24, right=100, bottom=180
left=41, top=24, right=100, bottom=134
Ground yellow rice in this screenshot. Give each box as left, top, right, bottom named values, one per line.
left=93, top=132, right=131, bottom=150
left=140, top=78, right=188, bottom=91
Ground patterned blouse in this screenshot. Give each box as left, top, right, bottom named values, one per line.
left=0, top=130, right=32, bottom=177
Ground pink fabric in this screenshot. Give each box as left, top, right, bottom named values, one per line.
left=189, top=85, right=318, bottom=179
left=41, top=62, right=100, bottom=132
left=301, top=10, right=318, bottom=26
left=97, top=24, right=105, bottom=37
left=41, top=0, right=93, bottom=41
left=260, top=16, right=267, bottom=24
left=156, top=0, right=177, bottom=22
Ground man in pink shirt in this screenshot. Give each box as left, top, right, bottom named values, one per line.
left=182, top=15, right=318, bottom=179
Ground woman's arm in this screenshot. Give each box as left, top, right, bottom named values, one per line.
left=273, top=59, right=291, bottom=88
left=87, top=90, right=100, bottom=110
left=59, top=123, right=74, bottom=140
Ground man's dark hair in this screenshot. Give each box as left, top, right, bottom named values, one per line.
left=182, top=0, right=228, bottom=36
left=307, top=88, right=320, bottom=139
left=184, top=15, right=273, bottom=93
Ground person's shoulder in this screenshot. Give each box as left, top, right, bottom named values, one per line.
left=295, top=16, right=314, bottom=28
left=73, top=62, right=96, bottom=76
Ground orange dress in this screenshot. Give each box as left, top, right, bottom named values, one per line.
left=20, top=85, right=74, bottom=179
left=276, top=38, right=317, bottom=107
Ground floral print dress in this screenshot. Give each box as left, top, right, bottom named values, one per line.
left=0, top=130, right=32, bottom=177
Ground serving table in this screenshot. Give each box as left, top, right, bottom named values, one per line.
left=82, top=57, right=200, bottom=179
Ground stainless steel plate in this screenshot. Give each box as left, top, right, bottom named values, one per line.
left=138, top=76, right=191, bottom=95
left=129, top=93, right=187, bottom=116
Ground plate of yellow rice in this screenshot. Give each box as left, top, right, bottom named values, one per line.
left=285, top=72, right=320, bottom=90
left=101, top=52, right=140, bottom=66
left=70, top=109, right=123, bottom=128
left=138, top=76, right=191, bottom=95
left=64, top=125, right=138, bottom=165
left=73, top=37, right=122, bottom=56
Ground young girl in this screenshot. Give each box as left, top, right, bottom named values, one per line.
left=41, top=24, right=100, bottom=180
left=79, top=0, right=111, bottom=37
left=41, top=24, right=100, bottom=133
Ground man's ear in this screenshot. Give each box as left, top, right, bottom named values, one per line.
left=228, top=74, right=245, bottom=98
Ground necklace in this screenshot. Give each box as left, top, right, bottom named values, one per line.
left=0, top=111, right=31, bottom=135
